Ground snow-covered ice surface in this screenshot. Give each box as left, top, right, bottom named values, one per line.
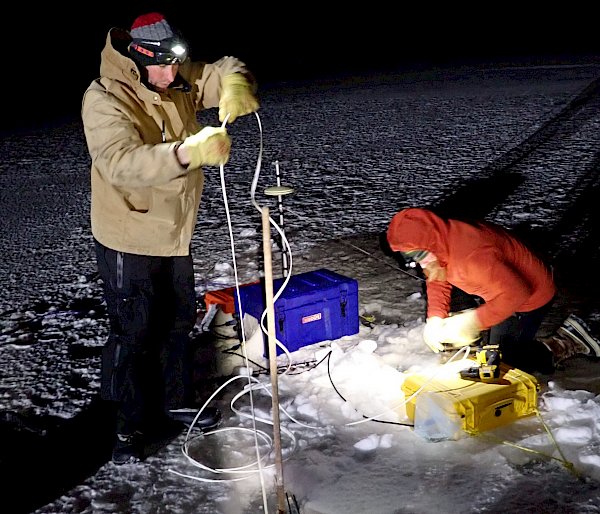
left=1, top=62, right=600, bottom=513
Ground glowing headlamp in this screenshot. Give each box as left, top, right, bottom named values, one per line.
left=129, top=37, right=189, bottom=65
left=401, top=249, right=430, bottom=268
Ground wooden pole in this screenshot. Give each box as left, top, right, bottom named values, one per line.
left=262, top=206, right=287, bottom=513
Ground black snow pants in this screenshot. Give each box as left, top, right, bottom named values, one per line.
left=94, top=239, right=197, bottom=435
left=487, top=299, right=556, bottom=374
left=449, top=289, right=556, bottom=374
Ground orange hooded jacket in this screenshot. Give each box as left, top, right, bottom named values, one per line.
left=386, top=208, right=556, bottom=329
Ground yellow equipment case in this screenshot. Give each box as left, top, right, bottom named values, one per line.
left=401, top=363, right=539, bottom=438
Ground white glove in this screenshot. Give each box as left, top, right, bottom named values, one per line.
left=423, top=316, right=446, bottom=353
left=440, top=309, right=481, bottom=348
left=180, top=127, right=231, bottom=168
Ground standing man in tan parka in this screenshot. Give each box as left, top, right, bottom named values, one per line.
left=81, top=12, right=259, bottom=465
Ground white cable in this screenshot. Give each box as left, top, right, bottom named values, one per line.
left=169, top=113, right=269, bottom=509
left=220, top=112, right=270, bottom=508
left=230, top=377, right=323, bottom=431
left=171, top=112, right=299, bottom=514
left=170, top=377, right=300, bottom=482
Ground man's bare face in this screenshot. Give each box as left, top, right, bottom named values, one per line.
left=146, top=63, right=179, bottom=92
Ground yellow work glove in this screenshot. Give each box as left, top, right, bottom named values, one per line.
left=180, top=126, right=231, bottom=168
left=440, top=309, right=482, bottom=348
left=423, top=316, right=446, bottom=353
left=218, top=73, right=259, bottom=123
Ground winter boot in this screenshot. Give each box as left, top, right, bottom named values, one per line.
left=558, top=314, right=600, bottom=357
left=112, top=431, right=144, bottom=465
left=541, top=314, right=600, bottom=366
left=541, top=334, right=585, bottom=366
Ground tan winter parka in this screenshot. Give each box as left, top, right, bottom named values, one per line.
left=82, top=28, right=249, bottom=256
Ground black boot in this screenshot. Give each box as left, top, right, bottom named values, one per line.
left=112, top=431, right=144, bottom=465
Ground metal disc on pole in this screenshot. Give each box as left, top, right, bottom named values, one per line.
left=265, top=161, right=295, bottom=278
left=265, top=185, right=295, bottom=196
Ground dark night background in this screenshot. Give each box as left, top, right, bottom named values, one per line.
left=5, top=4, right=599, bottom=133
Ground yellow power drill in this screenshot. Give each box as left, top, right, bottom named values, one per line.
left=459, top=344, right=501, bottom=380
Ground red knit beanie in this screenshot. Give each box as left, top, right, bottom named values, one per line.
left=128, top=13, right=188, bottom=66
left=130, top=12, right=174, bottom=41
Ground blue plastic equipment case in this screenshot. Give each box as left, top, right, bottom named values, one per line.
left=235, top=268, right=359, bottom=355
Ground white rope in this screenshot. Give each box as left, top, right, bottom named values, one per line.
left=169, top=112, right=300, bottom=514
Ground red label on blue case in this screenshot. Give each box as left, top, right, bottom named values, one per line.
left=302, top=313, right=322, bottom=324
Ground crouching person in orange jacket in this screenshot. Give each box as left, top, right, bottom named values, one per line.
left=386, top=207, right=600, bottom=374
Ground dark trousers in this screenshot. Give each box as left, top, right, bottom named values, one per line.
left=95, top=240, right=197, bottom=434
left=449, top=288, right=555, bottom=374
left=488, top=299, right=555, bottom=374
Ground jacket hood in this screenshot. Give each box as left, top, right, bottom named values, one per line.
left=386, top=208, right=450, bottom=263
left=100, top=28, right=141, bottom=84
